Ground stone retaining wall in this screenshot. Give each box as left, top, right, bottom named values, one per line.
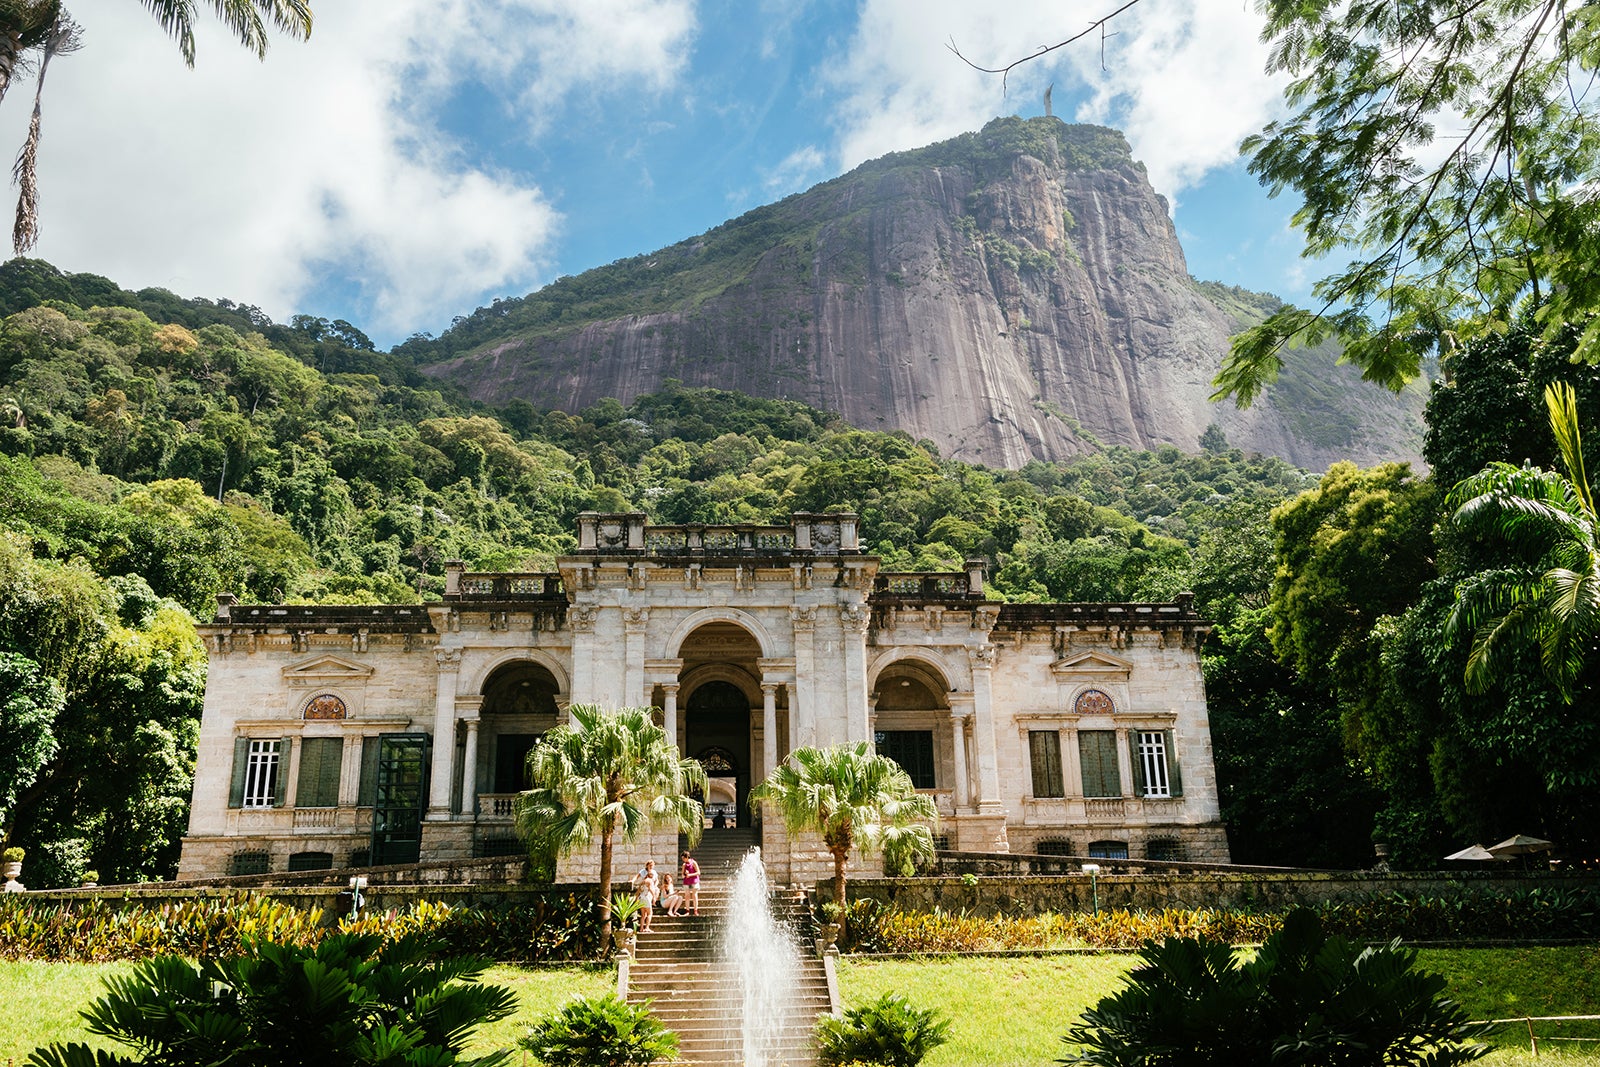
left=815, top=870, right=1600, bottom=915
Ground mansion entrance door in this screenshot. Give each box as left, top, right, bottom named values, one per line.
left=685, top=680, right=752, bottom=829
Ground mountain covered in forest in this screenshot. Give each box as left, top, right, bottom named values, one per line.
left=406, top=116, right=1426, bottom=471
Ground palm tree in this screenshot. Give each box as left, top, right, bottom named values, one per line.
left=0, top=0, right=313, bottom=252
left=1447, top=382, right=1600, bottom=702
left=513, top=704, right=706, bottom=955
left=750, top=742, right=939, bottom=933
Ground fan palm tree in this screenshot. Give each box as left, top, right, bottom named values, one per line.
left=751, top=742, right=939, bottom=934
left=513, top=704, right=706, bottom=955
left=0, top=0, right=313, bottom=252
left=1447, top=382, right=1600, bottom=702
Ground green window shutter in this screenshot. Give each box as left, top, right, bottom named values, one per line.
left=270, top=738, right=288, bottom=808
left=1165, top=729, right=1183, bottom=797
left=1029, top=731, right=1063, bottom=798
left=1130, top=733, right=1147, bottom=797
left=1079, top=731, right=1120, bottom=798
left=229, top=736, right=249, bottom=808
left=297, top=738, right=343, bottom=807
left=358, top=736, right=380, bottom=806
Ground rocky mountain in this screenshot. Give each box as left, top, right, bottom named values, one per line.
left=413, top=117, right=1425, bottom=470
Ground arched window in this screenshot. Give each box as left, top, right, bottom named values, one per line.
left=304, top=693, right=348, bottom=720
left=229, top=850, right=270, bottom=876
left=1074, top=689, right=1114, bottom=716
left=1087, top=840, right=1128, bottom=860
left=1147, top=838, right=1187, bottom=862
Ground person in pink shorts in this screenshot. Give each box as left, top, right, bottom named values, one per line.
left=680, top=850, right=700, bottom=915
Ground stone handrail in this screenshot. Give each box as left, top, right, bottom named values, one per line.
left=454, top=573, right=564, bottom=599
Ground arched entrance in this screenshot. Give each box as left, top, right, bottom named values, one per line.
left=480, top=661, right=560, bottom=795
left=685, top=681, right=751, bottom=827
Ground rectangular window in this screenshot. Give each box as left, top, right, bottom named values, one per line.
left=1136, top=731, right=1170, bottom=797
left=875, top=730, right=935, bottom=789
left=242, top=739, right=280, bottom=809
left=1028, top=731, right=1064, bottom=798
left=296, top=737, right=344, bottom=807
left=1078, top=730, right=1121, bottom=798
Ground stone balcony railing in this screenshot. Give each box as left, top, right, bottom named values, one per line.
left=477, top=793, right=518, bottom=820
left=450, top=573, right=565, bottom=599
left=571, top=512, right=863, bottom=556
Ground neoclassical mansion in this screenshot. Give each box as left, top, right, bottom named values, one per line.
left=178, top=512, right=1228, bottom=883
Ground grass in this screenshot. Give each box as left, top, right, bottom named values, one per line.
left=4, top=947, right=1599, bottom=1065
left=0, top=959, right=615, bottom=1065
left=838, top=948, right=1600, bottom=1067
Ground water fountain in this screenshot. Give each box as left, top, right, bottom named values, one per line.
left=721, top=847, right=803, bottom=1067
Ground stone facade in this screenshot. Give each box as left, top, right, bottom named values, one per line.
left=178, top=513, right=1228, bottom=884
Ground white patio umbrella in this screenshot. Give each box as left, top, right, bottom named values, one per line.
left=1487, top=834, right=1555, bottom=857
left=1443, top=844, right=1506, bottom=862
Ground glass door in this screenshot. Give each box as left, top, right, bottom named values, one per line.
left=369, top=733, right=429, bottom=866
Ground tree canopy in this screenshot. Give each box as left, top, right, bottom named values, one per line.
left=1216, top=0, right=1600, bottom=405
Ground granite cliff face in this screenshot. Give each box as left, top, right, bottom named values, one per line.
left=420, top=118, right=1424, bottom=470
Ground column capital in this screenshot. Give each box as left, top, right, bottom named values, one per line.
left=434, top=647, right=464, bottom=669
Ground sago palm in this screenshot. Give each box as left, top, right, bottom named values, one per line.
left=513, top=704, right=705, bottom=955
left=1447, top=382, right=1600, bottom=702
left=751, top=742, right=938, bottom=934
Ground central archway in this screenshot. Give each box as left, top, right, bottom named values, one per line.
left=685, top=680, right=752, bottom=828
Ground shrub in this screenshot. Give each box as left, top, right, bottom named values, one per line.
left=817, top=993, right=952, bottom=1067
left=521, top=994, right=679, bottom=1067
left=2, top=846, right=23, bottom=864
left=26, top=932, right=517, bottom=1066
left=1061, top=909, right=1493, bottom=1066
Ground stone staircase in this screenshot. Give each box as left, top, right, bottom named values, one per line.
left=625, top=831, right=833, bottom=1066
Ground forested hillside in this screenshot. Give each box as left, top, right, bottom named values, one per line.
left=0, top=259, right=1594, bottom=886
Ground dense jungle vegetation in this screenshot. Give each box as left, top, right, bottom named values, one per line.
left=0, top=257, right=1595, bottom=887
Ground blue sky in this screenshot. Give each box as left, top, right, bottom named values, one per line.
left=10, top=0, right=1305, bottom=349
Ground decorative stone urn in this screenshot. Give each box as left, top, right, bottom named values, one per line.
left=2, top=862, right=23, bottom=893
left=615, top=928, right=638, bottom=958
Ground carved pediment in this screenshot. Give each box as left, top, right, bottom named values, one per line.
left=282, top=654, right=376, bottom=686
left=1050, top=650, right=1133, bottom=679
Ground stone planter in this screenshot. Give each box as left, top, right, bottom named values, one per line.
left=615, top=929, right=638, bottom=958
left=815, top=922, right=841, bottom=956
left=2, top=861, right=23, bottom=893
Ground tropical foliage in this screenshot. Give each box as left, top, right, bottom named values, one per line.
left=1447, top=383, right=1600, bottom=701
left=24, top=932, right=516, bottom=1067
left=751, top=743, right=938, bottom=932
left=514, top=706, right=705, bottom=953
left=815, top=992, right=951, bottom=1067
left=1217, top=0, right=1600, bottom=405
left=520, top=994, right=679, bottom=1067
left=1061, top=910, right=1491, bottom=1066
left=0, top=892, right=604, bottom=964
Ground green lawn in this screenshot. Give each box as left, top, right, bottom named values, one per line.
left=4, top=947, right=1598, bottom=1065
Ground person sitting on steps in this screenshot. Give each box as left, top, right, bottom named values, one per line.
left=660, top=873, right=687, bottom=917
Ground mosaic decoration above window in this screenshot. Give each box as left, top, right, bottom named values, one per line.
left=303, top=693, right=348, bottom=720
left=1074, top=689, right=1114, bottom=716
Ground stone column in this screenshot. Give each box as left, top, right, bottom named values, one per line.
left=790, top=606, right=817, bottom=749
left=459, top=716, right=480, bottom=816
left=623, top=607, right=649, bottom=712
left=951, top=711, right=971, bottom=810
left=968, top=645, right=1003, bottom=813
left=840, top=602, right=871, bottom=744
left=761, top=683, right=778, bottom=783
left=1117, top=727, right=1135, bottom=798
left=428, top=647, right=462, bottom=820
left=663, top=684, right=680, bottom=754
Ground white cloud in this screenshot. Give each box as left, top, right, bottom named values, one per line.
left=0, top=0, right=697, bottom=338
left=763, top=145, right=826, bottom=195
left=823, top=1, right=1286, bottom=203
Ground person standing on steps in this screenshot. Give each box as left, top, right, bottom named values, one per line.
left=680, top=850, right=700, bottom=916
left=632, top=859, right=660, bottom=932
